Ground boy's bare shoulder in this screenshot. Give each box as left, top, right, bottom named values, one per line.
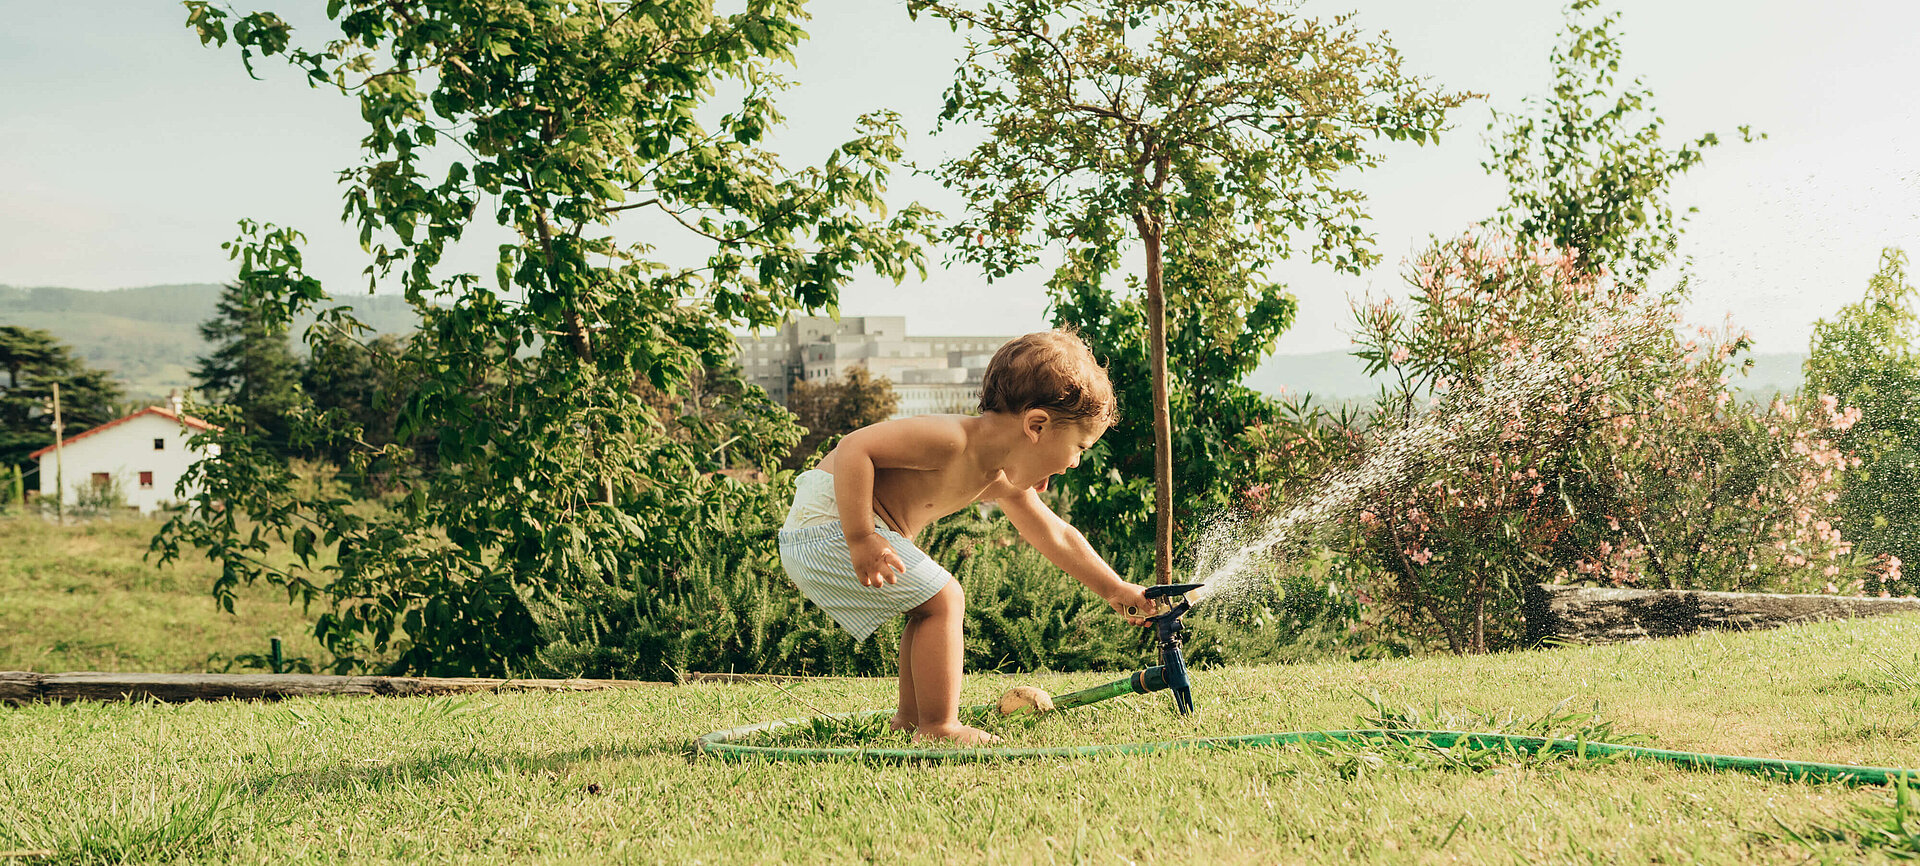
left=846, top=414, right=971, bottom=470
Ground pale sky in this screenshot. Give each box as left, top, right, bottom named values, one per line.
left=3, top=1, right=1915, bottom=354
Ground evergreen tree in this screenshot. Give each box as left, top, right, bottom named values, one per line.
left=0, top=326, right=125, bottom=474
left=301, top=329, right=412, bottom=481
left=193, top=281, right=302, bottom=453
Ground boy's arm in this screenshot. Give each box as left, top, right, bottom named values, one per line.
left=997, top=487, right=1154, bottom=625
left=831, top=417, right=966, bottom=587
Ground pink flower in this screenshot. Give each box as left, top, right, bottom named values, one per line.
left=1411, top=548, right=1434, bottom=565
left=1390, top=345, right=1411, bottom=365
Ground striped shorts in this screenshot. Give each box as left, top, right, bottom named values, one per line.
left=777, top=522, right=954, bottom=642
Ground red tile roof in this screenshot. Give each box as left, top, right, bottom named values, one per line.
left=28, top=406, right=222, bottom=460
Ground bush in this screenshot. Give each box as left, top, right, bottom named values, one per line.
left=524, top=473, right=894, bottom=680
left=1238, top=231, right=1853, bottom=655
left=1802, top=248, right=1920, bottom=597
left=526, top=530, right=900, bottom=680
left=956, top=542, right=1145, bottom=673
left=524, top=496, right=1339, bottom=680
left=69, top=475, right=128, bottom=518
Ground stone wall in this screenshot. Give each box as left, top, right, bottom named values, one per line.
left=1524, top=584, right=1920, bottom=645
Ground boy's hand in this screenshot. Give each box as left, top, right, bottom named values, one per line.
left=1105, top=583, right=1156, bottom=627
left=848, top=532, right=908, bottom=588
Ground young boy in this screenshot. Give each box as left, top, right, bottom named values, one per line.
left=778, top=330, right=1157, bottom=746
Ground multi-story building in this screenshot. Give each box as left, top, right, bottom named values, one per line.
left=735, top=316, right=1009, bottom=419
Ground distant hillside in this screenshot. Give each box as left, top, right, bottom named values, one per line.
left=3, top=283, right=1811, bottom=406
left=0, top=283, right=418, bottom=401
left=1247, top=351, right=1380, bottom=404
left=1247, top=348, right=1807, bottom=405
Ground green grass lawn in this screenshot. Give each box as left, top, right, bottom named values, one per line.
left=0, top=515, right=326, bottom=673
left=6, top=611, right=1920, bottom=863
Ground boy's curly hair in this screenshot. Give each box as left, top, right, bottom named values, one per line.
left=977, top=329, right=1117, bottom=427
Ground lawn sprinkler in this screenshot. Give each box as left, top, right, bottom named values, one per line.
left=1138, top=582, right=1206, bottom=715
left=1004, top=582, right=1212, bottom=718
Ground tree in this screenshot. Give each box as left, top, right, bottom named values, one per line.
left=912, top=0, right=1466, bottom=582
left=635, top=353, right=800, bottom=475
left=301, top=329, right=412, bottom=482
left=156, top=1, right=931, bottom=676
left=1804, top=248, right=1920, bottom=596
left=1482, top=0, right=1755, bottom=288
left=0, top=326, right=124, bottom=474
left=194, top=280, right=303, bottom=453
left=782, top=365, right=898, bottom=471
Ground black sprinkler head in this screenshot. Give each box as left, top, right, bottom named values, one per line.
left=1142, top=583, right=1205, bottom=715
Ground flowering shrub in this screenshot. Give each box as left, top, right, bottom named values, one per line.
left=1247, top=230, right=1856, bottom=653
left=1802, top=248, right=1920, bottom=598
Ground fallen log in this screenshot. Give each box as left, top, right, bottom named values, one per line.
left=1524, top=583, right=1920, bottom=645
left=0, top=671, right=667, bottom=706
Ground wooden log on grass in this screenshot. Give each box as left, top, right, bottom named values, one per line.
left=1524, top=583, right=1920, bottom=645
left=0, top=672, right=40, bottom=705
left=0, top=671, right=668, bottom=705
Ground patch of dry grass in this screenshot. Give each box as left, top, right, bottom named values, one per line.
left=0, top=515, right=325, bottom=672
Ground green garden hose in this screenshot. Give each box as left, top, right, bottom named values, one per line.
left=692, top=672, right=1920, bottom=787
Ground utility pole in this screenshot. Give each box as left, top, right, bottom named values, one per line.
left=50, top=382, right=65, bottom=524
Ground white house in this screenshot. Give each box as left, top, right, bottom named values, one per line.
left=31, top=404, right=220, bottom=515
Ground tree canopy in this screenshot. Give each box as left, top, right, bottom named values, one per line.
left=783, top=365, right=898, bottom=471
left=1481, top=0, right=1753, bottom=287
left=913, top=0, right=1466, bottom=578
left=157, top=0, right=931, bottom=676
left=0, top=326, right=125, bottom=475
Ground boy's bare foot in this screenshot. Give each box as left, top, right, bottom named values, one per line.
left=888, top=713, right=917, bottom=733
left=912, top=723, right=1002, bottom=747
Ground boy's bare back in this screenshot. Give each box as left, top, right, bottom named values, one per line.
left=815, top=413, right=1034, bottom=538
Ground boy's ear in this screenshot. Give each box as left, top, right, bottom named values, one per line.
left=1023, top=408, right=1050, bottom=441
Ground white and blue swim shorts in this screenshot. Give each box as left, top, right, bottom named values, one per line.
left=777, top=521, right=954, bottom=642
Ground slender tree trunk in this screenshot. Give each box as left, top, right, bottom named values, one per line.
left=1135, top=210, right=1174, bottom=586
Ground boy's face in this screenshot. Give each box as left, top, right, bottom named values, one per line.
left=1020, top=411, right=1104, bottom=491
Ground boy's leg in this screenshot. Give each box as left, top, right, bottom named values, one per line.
left=904, top=579, right=999, bottom=745
left=891, top=619, right=917, bottom=731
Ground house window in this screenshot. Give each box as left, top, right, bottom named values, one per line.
left=139, top=472, right=154, bottom=489
left=154, top=438, right=165, bottom=451
left=91, top=472, right=110, bottom=488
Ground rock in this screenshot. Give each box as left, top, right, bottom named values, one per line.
left=996, top=685, right=1055, bottom=716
